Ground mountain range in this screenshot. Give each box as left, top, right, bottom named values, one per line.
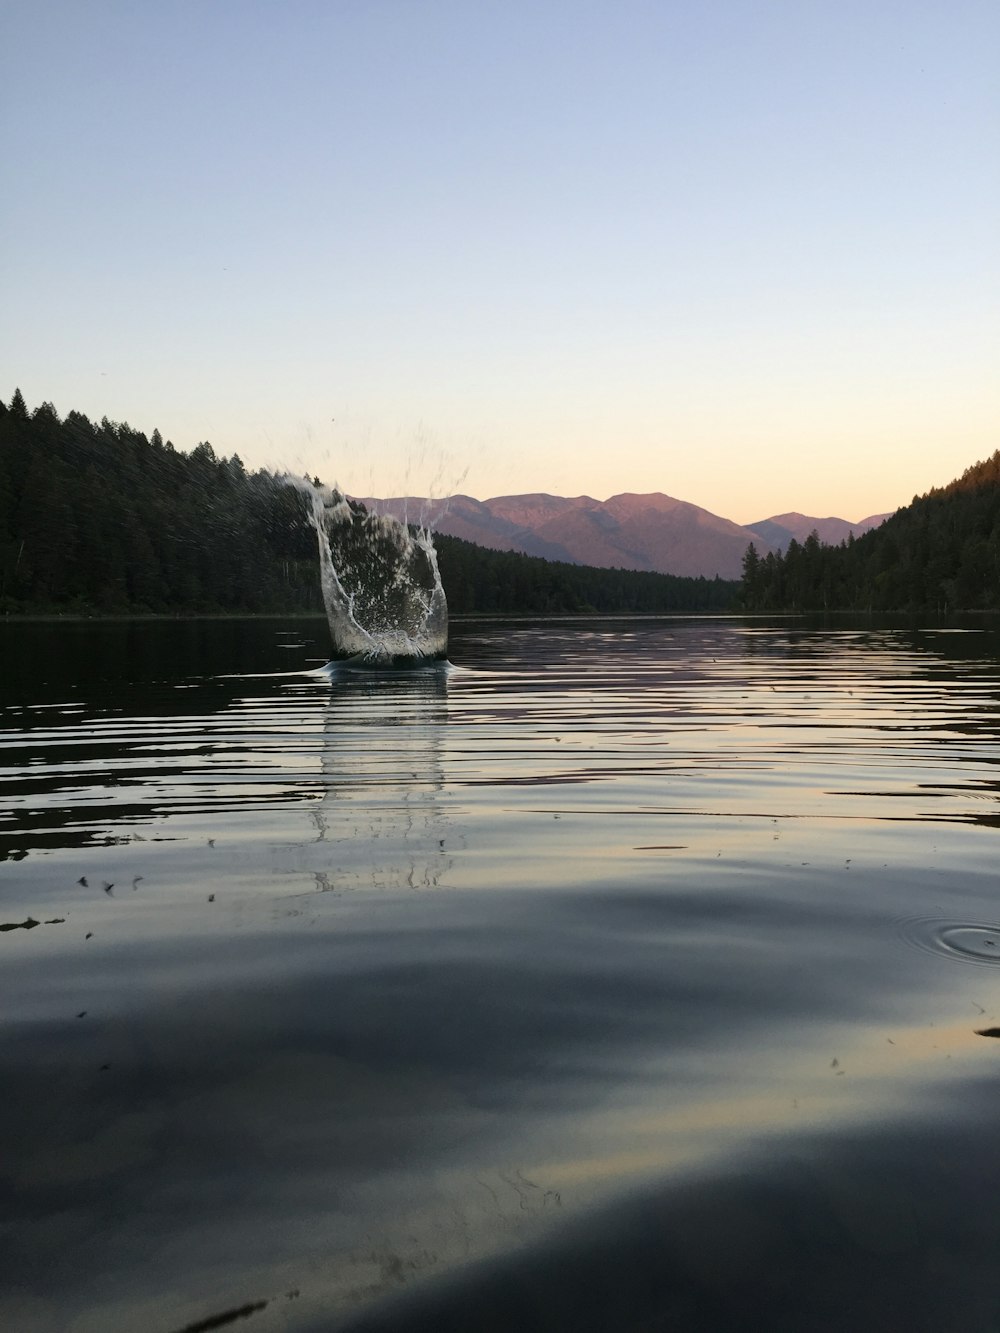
left=359, top=493, right=891, bottom=580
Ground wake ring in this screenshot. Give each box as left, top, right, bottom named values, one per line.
left=897, top=917, right=1000, bottom=967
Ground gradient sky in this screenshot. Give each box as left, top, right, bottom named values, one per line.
left=2, top=0, right=996, bottom=524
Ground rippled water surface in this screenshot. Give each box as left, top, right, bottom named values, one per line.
left=3, top=616, right=1000, bottom=1332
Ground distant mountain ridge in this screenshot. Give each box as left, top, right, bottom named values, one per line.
left=358, top=492, right=891, bottom=580
left=746, top=511, right=891, bottom=554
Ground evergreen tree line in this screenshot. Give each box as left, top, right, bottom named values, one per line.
left=435, top=534, right=734, bottom=614
left=0, top=389, right=319, bottom=613
left=741, top=451, right=1000, bottom=613
left=0, top=390, right=738, bottom=617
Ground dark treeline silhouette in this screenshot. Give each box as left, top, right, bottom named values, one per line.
left=741, top=450, right=1000, bottom=613
left=435, top=534, right=735, bottom=614
left=0, top=391, right=738, bottom=617
left=0, top=389, right=319, bottom=613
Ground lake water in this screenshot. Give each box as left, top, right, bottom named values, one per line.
left=3, top=615, right=1000, bottom=1332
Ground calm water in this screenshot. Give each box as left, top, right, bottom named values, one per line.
left=3, top=616, right=1000, bottom=1332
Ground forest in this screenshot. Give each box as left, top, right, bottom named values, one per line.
left=741, top=451, right=1000, bottom=612
left=0, top=390, right=737, bottom=617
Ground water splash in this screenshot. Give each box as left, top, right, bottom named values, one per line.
left=288, top=479, right=448, bottom=662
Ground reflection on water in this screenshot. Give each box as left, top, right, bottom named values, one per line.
left=897, top=916, right=1000, bottom=966
left=2, top=616, right=1000, bottom=1331
left=290, top=670, right=454, bottom=896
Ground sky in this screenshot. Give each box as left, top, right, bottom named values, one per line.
left=2, top=0, right=997, bottom=525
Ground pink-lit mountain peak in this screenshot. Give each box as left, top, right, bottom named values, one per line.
left=356, top=491, right=891, bottom=580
